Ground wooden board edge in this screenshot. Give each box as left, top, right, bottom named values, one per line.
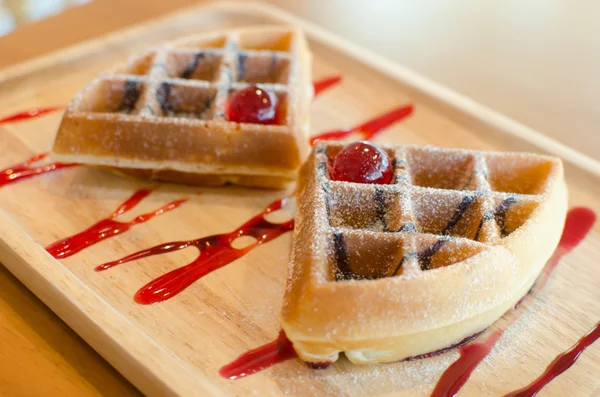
left=249, top=2, right=600, bottom=180
left=1, top=1, right=598, bottom=181
left=0, top=209, right=223, bottom=397
left=0, top=1, right=233, bottom=84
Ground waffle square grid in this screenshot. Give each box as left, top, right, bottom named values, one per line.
left=312, top=142, right=556, bottom=282
left=72, top=29, right=294, bottom=124
left=52, top=26, right=312, bottom=188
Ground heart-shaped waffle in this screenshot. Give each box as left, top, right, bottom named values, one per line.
left=51, top=26, right=312, bottom=188
left=282, top=142, right=567, bottom=365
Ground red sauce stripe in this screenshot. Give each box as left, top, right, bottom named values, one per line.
left=431, top=207, right=596, bottom=397
left=46, top=190, right=188, bottom=259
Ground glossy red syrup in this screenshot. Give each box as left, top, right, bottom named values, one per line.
left=226, top=85, right=278, bottom=124
left=431, top=207, right=596, bottom=397
left=46, top=189, right=188, bottom=259
left=504, top=321, right=600, bottom=397
left=0, top=107, right=72, bottom=187
left=0, top=106, right=64, bottom=124
left=95, top=197, right=294, bottom=304
left=0, top=152, right=75, bottom=188
left=309, top=104, right=413, bottom=146
left=332, top=141, right=392, bottom=184
left=219, top=331, right=297, bottom=380
left=312, top=75, right=343, bottom=97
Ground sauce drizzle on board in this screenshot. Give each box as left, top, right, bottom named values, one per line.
left=219, top=330, right=298, bottom=380
left=309, top=104, right=414, bottom=145
left=431, top=207, right=596, bottom=397
left=312, top=75, right=343, bottom=97
left=0, top=152, right=76, bottom=188
left=46, top=189, right=188, bottom=259
left=95, top=196, right=294, bottom=304
left=0, top=106, right=73, bottom=188
left=504, top=321, right=600, bottom=397
left=219, top=329, right=485, bottom=381
left=0, top=106, right=64, bottom=124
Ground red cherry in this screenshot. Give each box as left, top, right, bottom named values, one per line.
left=226, top=85, right=278, bottom=124
left=332, top=141, right=392, bottom=184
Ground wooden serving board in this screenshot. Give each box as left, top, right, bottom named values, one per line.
left=1, top=2, right=599, bottom=396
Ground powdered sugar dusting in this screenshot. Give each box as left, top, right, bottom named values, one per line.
left=313, top=143, right=559, bottom=280
left=64, top=30, right=297, bottom=126
left=271, top=353, right=456, bottom=396
left=53, top=27, right=309, bottom=187
left=282, top=141, right=563, bottom=365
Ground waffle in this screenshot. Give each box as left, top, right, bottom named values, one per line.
left=282, top=142, right=567, bottom=365
left=51, top=26, right=312, bottom=189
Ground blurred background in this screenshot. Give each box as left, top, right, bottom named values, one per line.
left=1, top=0, right=599, bottom=161
left=0, top=0, right=90, bottom=35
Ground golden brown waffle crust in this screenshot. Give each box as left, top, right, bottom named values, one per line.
left=281, top=142, right=567, bottom=365
left=108, top=167, right=293, bottom=189
left=51, top=26, right=313, bottom=189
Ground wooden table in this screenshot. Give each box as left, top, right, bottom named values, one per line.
left=1, top=1, right=598, bottom=395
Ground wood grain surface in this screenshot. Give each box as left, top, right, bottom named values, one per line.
left=0, top=264, right=140, bottom=396
left=1, top=2, right=599, bottom=396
